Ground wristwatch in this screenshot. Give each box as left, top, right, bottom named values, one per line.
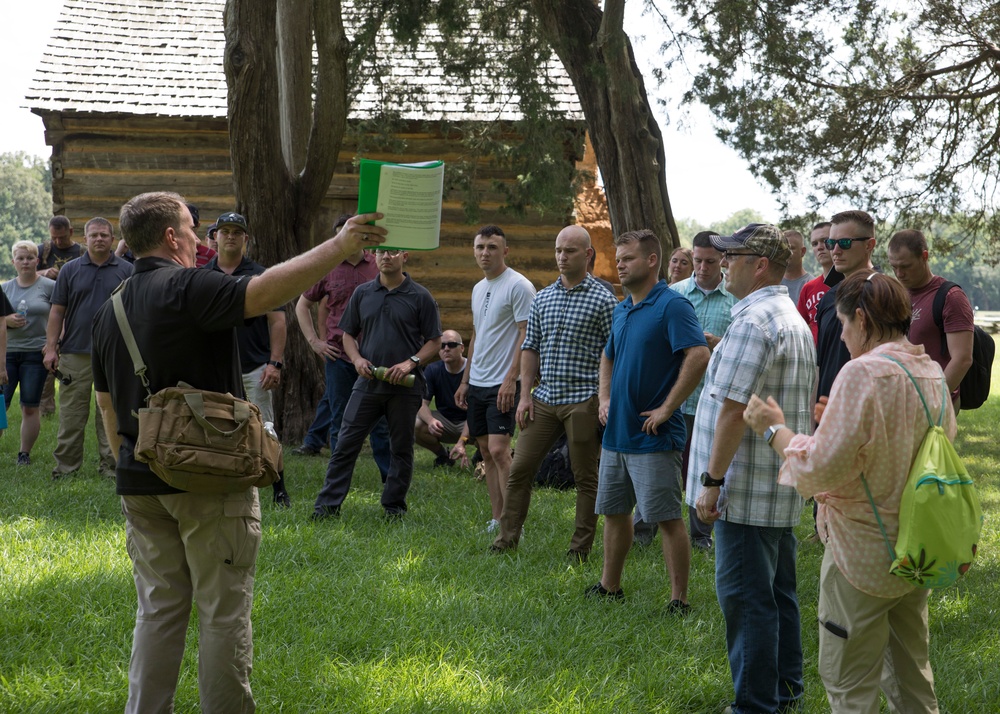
left=764, top=424, right=786, bottom=445
left=409, top=355, right=421, bottom=365
left=700, top=471, right=725, bottom=488
left=267, top=360, right=283, bottom=369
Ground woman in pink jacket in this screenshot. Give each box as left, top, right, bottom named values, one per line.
left=744, top=270, right=956, bottom=714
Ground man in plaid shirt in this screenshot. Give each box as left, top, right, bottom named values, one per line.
left=490, top=226, right=618, bottom=561
left=688, top=224, right=816, bottom=714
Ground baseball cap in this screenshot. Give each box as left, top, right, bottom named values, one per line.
left=710, top=223, right=790, bottom=266
left=216, top=212, right=249, bottom=232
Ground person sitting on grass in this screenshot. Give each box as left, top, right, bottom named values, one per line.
left=416, top=329, right=468, bottom=466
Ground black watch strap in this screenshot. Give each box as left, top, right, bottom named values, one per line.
left=700, top=471, right=725, bottom=488
left=267, top=360, right=283, bottom=369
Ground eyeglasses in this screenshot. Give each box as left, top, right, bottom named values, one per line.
left=375, top=249, right=402, bottom=257
left=824, top=237, right=872, bottom=250
left=723, top=251, right=763, bottom=260
left=441, top=341, right=462, bottom=349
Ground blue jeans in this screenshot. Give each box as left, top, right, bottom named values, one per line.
left=4, top=350, right=48, bottom=408
left=715, top=519, right=803, bottom=714
left=303, top=358, right=389, bottom=479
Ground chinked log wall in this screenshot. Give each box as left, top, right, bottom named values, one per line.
left=38, top=112, right=608, bottom=340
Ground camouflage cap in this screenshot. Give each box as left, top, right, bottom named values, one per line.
left=710, top=223, right=790, bottom=267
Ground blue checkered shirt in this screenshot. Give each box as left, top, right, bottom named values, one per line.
left=685, top=285, right=817, bottom=528
left=670, top=276, right=737, bottom=415
left=522, top=273, right=617, bottom=405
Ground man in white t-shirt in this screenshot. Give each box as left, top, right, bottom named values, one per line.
left=453, top=225, right=536, bottom=533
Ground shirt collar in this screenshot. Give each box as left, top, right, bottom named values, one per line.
left=731, top=284, right=787, bottom=317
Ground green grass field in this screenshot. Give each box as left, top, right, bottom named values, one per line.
left=1, top=360, right=998, bottom=713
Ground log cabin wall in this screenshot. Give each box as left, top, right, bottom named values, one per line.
left=38, top=111, right=597, bottom=339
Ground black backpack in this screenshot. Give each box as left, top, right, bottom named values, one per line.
left=534, top=434, right=576, bottom=490
left=932, top=281, right=995, bottom=410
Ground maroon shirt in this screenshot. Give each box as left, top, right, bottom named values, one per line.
left=907, top=275, right=974, bottom=373
left=195, top=243, right=217, bottom=268
left=302, top=251, right=379, bottom=361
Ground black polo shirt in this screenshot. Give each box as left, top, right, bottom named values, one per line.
left=205, top=255, right=282, bottom=374
left=51, top=252, right=134, bottom=354
left=815, top=279, right=850, bottom=399
left=339, top=272, right=441, bottom=395
left=91, top=257, right=250, bottom=495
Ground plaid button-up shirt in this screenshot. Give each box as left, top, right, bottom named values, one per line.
left=522, top=274, right=617, bottom=405
left=686, top=285, right=817, bottom=528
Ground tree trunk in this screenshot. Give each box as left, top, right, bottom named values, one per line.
left=532, top=0, right=680, bottom=256
left=224, top=0, right=351, bottom=443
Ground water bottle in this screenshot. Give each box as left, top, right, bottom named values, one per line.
left=16, top=300, right=27, bottom=324
left=371, top=366, right=415, bottom=388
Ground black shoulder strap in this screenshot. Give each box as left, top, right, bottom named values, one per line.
left=932, top=280, right=959, bottom=358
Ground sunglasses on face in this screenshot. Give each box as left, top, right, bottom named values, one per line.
left=824, top=237, right=872, bottom=250
left=441, top=341, right=462, bottom=349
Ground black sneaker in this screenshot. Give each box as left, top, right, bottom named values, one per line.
left=17, top=452, right=31, bottom=466
left=667, top=599, right=691, bottom=615
left=566, top=549, right=589, bottom=564
left=311, top=506, right=340, bottom=521
left=585, top=582, right=624, bottom=600
left=292, top=444, right=322, bottom=456
left=433, top=453, right=455, bottom=467
left=273, top=490, right=291, bottom=508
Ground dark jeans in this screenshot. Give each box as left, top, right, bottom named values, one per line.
left=4, top=350, right=48, bottom=408
left=715, top=519, right=803, bottom=714
left=314, top=389, right=421, bottom=513
left=303, top=358, right=390, bottom=479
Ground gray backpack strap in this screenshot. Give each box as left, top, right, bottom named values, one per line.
left=111, top=280, right=153, bottom=400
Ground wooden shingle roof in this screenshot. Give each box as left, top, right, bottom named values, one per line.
left=26, top=0, right=583, bottom=121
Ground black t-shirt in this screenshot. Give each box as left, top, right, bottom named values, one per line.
left=91, top=257, right=251, bottom=495
left=37, top=241, right=82, bottom=271
left=1, top=291, right=12, bottom=316
left=205, top=255, right=281, bottom=373
left=339, top=273, right=442, bottom=395
left=815, top=280, right=851, bottom=399
left=422, top=360, right=466, bottom=422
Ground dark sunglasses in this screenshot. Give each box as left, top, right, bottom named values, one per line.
left=441, top=341, right=463, bottom=349
left=824, top=237, right=871, bottom=250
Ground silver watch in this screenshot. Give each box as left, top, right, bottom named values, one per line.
left=764, top=424, right=786, bottom=445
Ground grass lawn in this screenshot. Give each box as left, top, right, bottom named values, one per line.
left=1, top=364, right=998, bottom=713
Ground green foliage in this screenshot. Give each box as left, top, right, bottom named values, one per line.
left=2, top=375, right=1000, bottom=710
left=665, top=0, right=1000, bottom=256
left=0, top=152, right=52, bottom=280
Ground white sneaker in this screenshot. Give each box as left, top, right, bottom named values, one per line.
left=482, top=519, right=500, bottom=534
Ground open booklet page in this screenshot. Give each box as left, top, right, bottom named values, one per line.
left=358, top=159, right=444, bottom=251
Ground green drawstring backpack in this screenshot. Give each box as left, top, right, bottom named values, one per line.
left=859, top=355, right=983, bottom=589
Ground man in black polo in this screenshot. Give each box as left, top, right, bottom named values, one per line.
left=206, top=211, right=290, bottom=506
left=44, top=216, right=133, bottom=478
left=312, top=248, right=442, bottom=519
left=91, top=192, right=385, bottom=712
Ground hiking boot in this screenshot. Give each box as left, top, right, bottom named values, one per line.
left=585, top=582, right=624, bottom=600
left=566, top=549, right=589, bottom=565
left=273, top=490, right=291, bottom=508
left=292, top=444, right=322, bottom=456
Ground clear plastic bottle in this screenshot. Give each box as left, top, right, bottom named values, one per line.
left=16, top=299, right=28, bottom=325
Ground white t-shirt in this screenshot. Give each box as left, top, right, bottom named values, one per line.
left=470, top=267, right=536, bottom=387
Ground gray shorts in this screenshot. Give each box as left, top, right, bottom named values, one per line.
left=430, top=410, right=466, bottom=444
left=595, top=450, right=683, bottom=522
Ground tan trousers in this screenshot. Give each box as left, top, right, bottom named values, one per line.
left=52, top=353, right=115, bottom=475
left=494, top=395, right=602, bottom=553
left=122, top=488, right=261, bottom=714
left=818, top=548, right=938, bottom=714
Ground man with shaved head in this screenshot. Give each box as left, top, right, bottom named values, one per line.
left=489, top=225, right=618, bottom=561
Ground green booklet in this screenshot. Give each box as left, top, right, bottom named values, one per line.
left=357, top=158, right=445, bottom=251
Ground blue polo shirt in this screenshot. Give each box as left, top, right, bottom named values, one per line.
left=603, top=280, right=706, bottom=453
left=50, top=252, right=134, bottom=354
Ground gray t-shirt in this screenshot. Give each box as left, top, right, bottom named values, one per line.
left=781, top=272, right=813, bottom=305
left=2, top=276, right=56, bottom=351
